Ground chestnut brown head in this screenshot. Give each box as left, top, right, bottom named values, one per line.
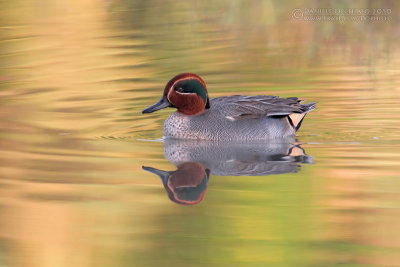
left=142, top=162, right=210, bottom=205
left=142, top=73, right=210, bottom=116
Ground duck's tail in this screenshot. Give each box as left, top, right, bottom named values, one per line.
left=288, top=102, right=316, bottom=131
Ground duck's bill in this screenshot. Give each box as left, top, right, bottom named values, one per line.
left=142, top=96, right=172, bottom=114
left=142, top=166, right=170, bottom=184
left=142, top=166, right=169, bottom=177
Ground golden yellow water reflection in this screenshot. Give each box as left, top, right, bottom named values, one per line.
left=1, top=0, right=400, bottom=266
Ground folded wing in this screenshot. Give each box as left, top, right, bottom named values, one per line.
left=211, top=95, right=316, bottom=130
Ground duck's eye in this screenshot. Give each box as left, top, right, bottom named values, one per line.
left=176, top=87, right=184, bottom=93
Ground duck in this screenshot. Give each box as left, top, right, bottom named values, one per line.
left=162, top=138, right=313, bottom=176
left=143, top=163, right=210, bottom=205
left=142, top=139, right=313, bottom=205
left=142, top=73, right=315, bottom=140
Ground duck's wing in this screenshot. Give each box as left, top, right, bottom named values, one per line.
left=211, top=95, right=316, bottom=120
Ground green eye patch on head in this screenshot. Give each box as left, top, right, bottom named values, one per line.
left=174, top=79, right=208, bottom=104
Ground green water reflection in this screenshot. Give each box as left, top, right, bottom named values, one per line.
left=1, top=0, right=400, bottom=266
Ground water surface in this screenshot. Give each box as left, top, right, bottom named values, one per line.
left=1, top=1, right=400, bottom=266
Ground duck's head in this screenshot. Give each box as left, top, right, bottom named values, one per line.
left=142, top=162, right=210, bottom=205
left=142, top=73, right=210, bottom=115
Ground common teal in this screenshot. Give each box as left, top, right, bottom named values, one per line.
left=142, top=73, right=315, bottom=140
left=142, top=139, right=313, bottom=205
left=143, top=163, right=210, bottom=205
left=162, top=138, right=313, bottom=176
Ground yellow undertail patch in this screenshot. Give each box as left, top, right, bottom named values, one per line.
left=288, top=146, right=305, bottom=156
left=288, top=113, right=306, bottom=131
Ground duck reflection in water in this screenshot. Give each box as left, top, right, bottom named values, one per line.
left=143, top=137, right=313, bottom=205
left=143, top=162, right=210, bottom=205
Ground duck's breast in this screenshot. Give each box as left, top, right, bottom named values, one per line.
left=164, top=109, right=295, bottom=140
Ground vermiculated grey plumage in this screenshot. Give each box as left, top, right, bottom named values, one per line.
left=164, top=95, right=315, bottom=140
